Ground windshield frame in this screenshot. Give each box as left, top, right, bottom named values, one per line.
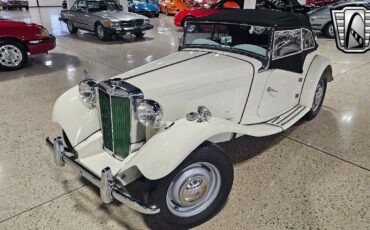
left=179, top=21, right=274, bottom=66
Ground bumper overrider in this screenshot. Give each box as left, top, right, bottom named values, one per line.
left=45, top=136, right=160, bottom=215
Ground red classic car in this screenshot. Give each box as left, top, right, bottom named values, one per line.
left=174, top=0, right=240, bottom=29
left=0, top=19, right=56, bottom=70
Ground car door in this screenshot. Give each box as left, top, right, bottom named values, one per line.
left=258, top=29, right=314, bottom=118
left=73, top=0, right=90, bottom=30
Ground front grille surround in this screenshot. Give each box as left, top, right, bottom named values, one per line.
left=98, top=79, right=146, bottom=160
left=121, top=19, right=145, bottom=27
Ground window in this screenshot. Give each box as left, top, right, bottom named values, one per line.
left=302, top=29, right=315, bottom=50
left=184, top=23, right=270, bottom=57
left=75, top=0, right=87, bottom=10
left=272, top=29, right=301, bottom=60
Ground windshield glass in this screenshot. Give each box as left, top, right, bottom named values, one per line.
left=183, top=22, right=271, bottom=57
left=87, top=0, right=122, bottom=11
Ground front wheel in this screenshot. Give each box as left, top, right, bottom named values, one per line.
left=96, top=23, right=112, bottom=41
left=0, top=39, right=28, bottom=71
left=67, top=20, right=78, bottom=34
left=147, top=144, right=234, bottom=228
left=305, top=73, right=327, bottom=120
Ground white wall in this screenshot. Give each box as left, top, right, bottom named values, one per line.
left=28, top=0, right=38, bottom=7
left=29, top=0, right=62, bottom=7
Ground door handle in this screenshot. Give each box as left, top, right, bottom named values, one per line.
left=267, top=87, right=278, bottom=93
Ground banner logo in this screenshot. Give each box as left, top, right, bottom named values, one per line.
left=331, top=7, right=370, bottom=53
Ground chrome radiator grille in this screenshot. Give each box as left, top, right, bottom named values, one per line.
left=98, top=79, right=145, bottom=159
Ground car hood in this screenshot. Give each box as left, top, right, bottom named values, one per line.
left=91, top=10, right=147, bottom=20
left=116, top=49, right=259, bottom=98
left=133, top=2, right=159, bottom=10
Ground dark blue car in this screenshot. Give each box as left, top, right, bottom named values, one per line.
left=128, top=0, right=160, bottom=17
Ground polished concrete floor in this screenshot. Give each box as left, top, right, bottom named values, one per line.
left=0, top=7, right=370, bottom=230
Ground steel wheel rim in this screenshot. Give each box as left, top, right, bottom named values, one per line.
left=166, top=162, right=221, bottom=217
left=312, top=79, right=324, bottom=112
left=97, top=25, right=104, bottom=39
left=0, top=44, right=23, bottom=67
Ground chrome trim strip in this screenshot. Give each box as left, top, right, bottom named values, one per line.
left=45, top=137, right=160, bottom=215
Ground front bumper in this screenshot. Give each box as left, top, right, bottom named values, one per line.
left=106, top=24, right=154, bottom=34
left=45, top=136, right=160, bottom=215
left=27, top=35, right=56, bottom=55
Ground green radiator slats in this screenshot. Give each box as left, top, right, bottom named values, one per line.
left=99, top=90, right=113, bottom=151
left=111, top=96, right=131, bottom=158
left=99, top=90, right=131, bottom=158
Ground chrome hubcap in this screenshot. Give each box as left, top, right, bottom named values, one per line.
left=97, top=25, right=104, bottom=38
left=312, top=79, right=324, bottom=112
left=0, top=45, right=23, bottom=67
left=166, top=162, right=221, bottom=217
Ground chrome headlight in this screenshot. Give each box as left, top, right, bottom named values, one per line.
left=79, top=79, right=97, bottom=108
left=136, top=99, right=163, bottom=127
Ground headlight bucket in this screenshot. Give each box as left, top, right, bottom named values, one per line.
left=79, top=79, right=97, bottom=108
left=136, top=99, right=163, bottom=127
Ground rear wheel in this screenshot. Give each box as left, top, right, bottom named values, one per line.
left=323, top=22, right=335, bottom=39
left=147, top=144, right=234, bottom=228
left=305, top=73, right=327, bottom=120
left=0, top=39, right=28, bottom=71
left=96, top=23, right=112, bottom=41
left=67, top=20, right=78, bottom=34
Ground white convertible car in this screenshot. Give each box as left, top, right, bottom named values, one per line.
left=46, top=9, right=333, bottom=228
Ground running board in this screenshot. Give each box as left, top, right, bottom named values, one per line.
left=267, top=105, right=310, bottom=130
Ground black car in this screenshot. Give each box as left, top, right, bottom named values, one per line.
left=259, top=0, right=314, bottom=13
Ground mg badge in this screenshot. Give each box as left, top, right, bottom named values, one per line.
left=331, top=7, right=370, bottom=53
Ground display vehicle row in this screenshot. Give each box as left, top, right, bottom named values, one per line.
left=46, top=9, right=333, bottom=228
left=60, top=0, right=153, bottom=41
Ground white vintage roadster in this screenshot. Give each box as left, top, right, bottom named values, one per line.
left=46, top=9, right=333, bottom=228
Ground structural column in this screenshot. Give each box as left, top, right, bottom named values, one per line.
left=120, top=0, right=128, bottom=12
left=243, top=0, right=256, bottom=9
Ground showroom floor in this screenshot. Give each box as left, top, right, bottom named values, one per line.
left=0, top=7, right=370, bottom=230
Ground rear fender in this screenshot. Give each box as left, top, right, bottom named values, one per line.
left=300, top=55, right=333, bottom=107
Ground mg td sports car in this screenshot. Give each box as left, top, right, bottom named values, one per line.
left=59, top=0, right=153, bottom=41
left=46, top=9, right=333, bottom=228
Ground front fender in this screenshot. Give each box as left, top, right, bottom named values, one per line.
left=122, top=117, right=282, bottom=180
left=300, top=54, right=333, bottom=107
left=52, top=86, right=100, bottom=146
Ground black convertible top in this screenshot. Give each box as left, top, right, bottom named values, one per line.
left=191, top=9, right=311, bottom=28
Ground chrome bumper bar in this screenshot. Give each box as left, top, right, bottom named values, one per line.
left=45, top=136, right=160, bottom=215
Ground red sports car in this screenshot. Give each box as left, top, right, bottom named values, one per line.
left=0, top=19, right=56, bottom=71
left=174, top=0, right=240, bottom=29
